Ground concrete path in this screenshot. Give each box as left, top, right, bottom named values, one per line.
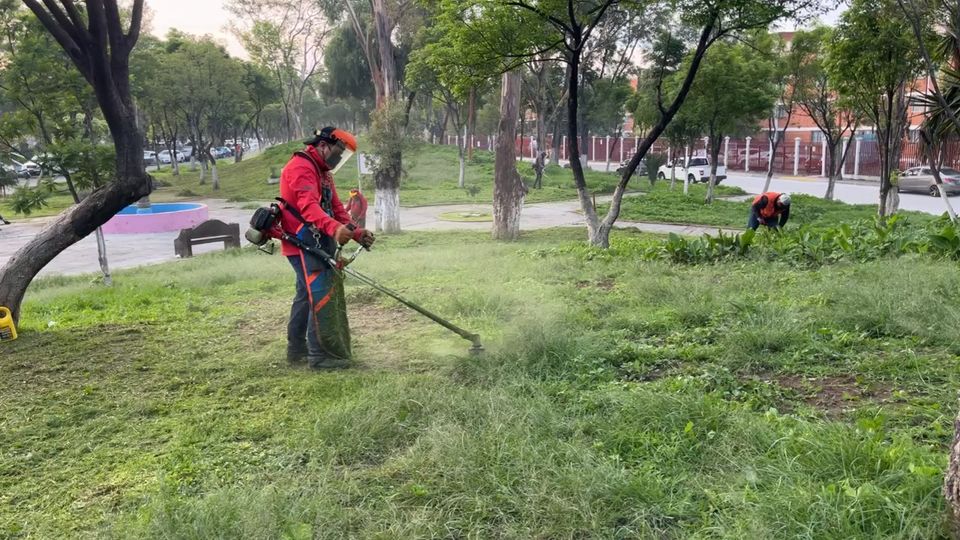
left=0, top=196, right=738, bottom=277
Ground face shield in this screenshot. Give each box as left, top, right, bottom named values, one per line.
left=328, top=145, right=354, bottom=175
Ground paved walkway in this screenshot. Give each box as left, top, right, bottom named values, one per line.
left=0, top=195, right=739, bottom=277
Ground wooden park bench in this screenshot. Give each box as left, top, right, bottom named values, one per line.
left=174, top=219, right=241, bottom=258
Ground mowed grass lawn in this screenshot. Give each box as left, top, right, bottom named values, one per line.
left=2, top=228, right=957, bottom=537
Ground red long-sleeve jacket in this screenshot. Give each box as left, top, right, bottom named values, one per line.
left=279, top=145, right=352, bottom=257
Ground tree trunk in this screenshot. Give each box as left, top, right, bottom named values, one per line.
left=945, top=408, right=960, bottom=534
left=373, top=139, right=402, bottom=233
left=374, top=184, right=400, bottom=233
left=705, top=135, right=722, bottom=204
left=209, top=148, right=220, bottom=191
left=0, top=122, right=147, bottom=323
left=493, top=71, right=525, bottom=241
left=562, top=53, right=602, bottom=245
left=372, top=0, right=397, bottom=105
left=550, top=114, right=562, bottom=167
left=467, top=87, right=476, bottom=160
left=94, top=227, right=112, bottom=286
left=922, top=130, right=958, bottom=222
left=764, top=133, right=779, bottom=193
left=824, top=138, right=839, bottom=201
left=458, top=124, right=466, bottom=189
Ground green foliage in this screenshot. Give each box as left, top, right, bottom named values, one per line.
left=7, top=185, right=50, bottom=215
left=368, top=100, right=419, bottom=188
left=605, top=187, right=933, bottom=229
left=616, top=215, right=960, bottom=267
left=644, top=153, right=667, bottom=184
left=673, top=37, right=778, bottom=149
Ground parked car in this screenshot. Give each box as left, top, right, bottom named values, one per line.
left=615, top=159, right=647, bottom=177
left=144, top=151, right=157, bottom=166
left=180, top=146, right=194, bottom=161
left=898, top=166, right=960, bottom=197
left=11, top=159, right=41, bottom=177
left=657, top=156, right=726, bottom=184
left=158, top=150, right=185, bottom=164
left=211, top=146, right=233, bottom=159
left=0, top=162, right=23, bottom=179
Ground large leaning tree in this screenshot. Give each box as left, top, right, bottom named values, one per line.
left=0, top=0, right=149, bottom=323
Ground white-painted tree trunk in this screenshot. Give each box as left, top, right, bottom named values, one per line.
left=211, top=163, right=220, bottom=191
left=375, top=186, right=401, bottom=233
left=938, top=185, right=959, bottom=221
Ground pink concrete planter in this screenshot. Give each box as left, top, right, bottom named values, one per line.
left=101, top=203, right=209, bottom=234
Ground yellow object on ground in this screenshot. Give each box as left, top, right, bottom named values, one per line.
left=0, top=306, right=17, bottom=342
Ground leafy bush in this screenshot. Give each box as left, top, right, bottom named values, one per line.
left=644, top=153, right=666, bottom=184
left=529, top=216, right=960, bottom=267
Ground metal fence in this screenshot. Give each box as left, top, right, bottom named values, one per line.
left=444, top=134, right=948, bottom=178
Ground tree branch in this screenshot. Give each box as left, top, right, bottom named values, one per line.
left=22, top=0, right=90, bottom=79
left=126, top=0, right=144, bottom=50
left=504, top=0, right=573, bottom=36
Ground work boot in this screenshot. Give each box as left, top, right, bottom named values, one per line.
left=307, top=354, right=351, bottom=370
left=286, top=345, right=308, bottom=364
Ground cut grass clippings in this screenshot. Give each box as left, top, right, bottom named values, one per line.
left=1, top=227, right=956, bottom=538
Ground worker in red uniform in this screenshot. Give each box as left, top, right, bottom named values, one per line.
left=344, top=188, right=368, bottom=228
left=279, top=126, right=374, bottom=369
left=748, top=192, right=791, bottom=230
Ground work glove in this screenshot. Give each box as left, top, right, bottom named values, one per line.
left=334, top=224, right=353, bottom=245
left=353, top=227, right=376, bottom=249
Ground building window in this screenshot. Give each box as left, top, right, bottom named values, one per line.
left=811, top=131, right=825, bottom=144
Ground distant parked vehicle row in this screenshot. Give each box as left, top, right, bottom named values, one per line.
left=157, top=149, right=186, bottom=164
left=150, top=144, right=238, bottom=164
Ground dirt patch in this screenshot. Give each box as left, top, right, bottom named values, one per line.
left=349, top=303, right=442, bottom=372
left=762, top=373, right=892, bottom=417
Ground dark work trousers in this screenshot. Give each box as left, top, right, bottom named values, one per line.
left=287, top=255, right=322, bottom=356
left=747, top=210, right=779, bottom=231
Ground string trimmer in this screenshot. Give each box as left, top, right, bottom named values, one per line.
left=246, top=206, right=483, bottom=354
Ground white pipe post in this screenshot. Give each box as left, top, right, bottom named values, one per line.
left=592, top=136, right=597, bottom=163
left=702, top=136, right=709, bottom=156
left=724, top=137, right=730, bottom=167
left=605, top=135, right=611, bottom=171
left=793, top=138, right=801, bottom=176
left=854, top=137, right=862, bottom=177
left=745, top=137, right=752, bottom=172
left=562, top=135, right=567, bottom=160
left=821, top=138, right=828, bottom=177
